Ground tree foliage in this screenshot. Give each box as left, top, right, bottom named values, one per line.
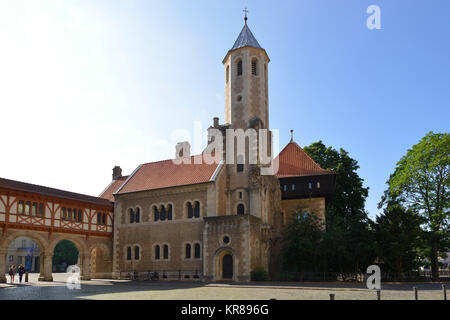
left=373, top=204, right=424, bottom=273
left=52, top=240, right=79, bottom=267
left=303, top=141, right=375, bottom=273
left=380, top=132, right=450, bottom=279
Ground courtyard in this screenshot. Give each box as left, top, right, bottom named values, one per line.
left=0, top=273, right=448, bottom=300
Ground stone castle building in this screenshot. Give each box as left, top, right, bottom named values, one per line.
left=100, top=19, right=336, bottom=282
left=0, top=19, right=335, bottom=283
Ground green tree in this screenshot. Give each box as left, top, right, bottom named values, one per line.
left=52, top=240, right=79, bottom=268
left=303, top=141, right=375, bottom=273
left=373, top=204, right=424, bottom=275
left=282, top=206, right=325, bottom=272
left=380, top=132, right=450, bottom=279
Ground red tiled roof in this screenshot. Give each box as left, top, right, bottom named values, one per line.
left=116, top=155, right=220, bottom=195
left=99, top=176, right=129, bottom=202
left=275, top=141, right=333, bottom=178
left=0, top=177, right=113, bottom=206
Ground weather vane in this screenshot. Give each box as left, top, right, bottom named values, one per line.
left=243, top=7, right=249, bottom=24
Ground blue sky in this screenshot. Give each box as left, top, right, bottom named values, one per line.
left=0, top=0, right=448, bottom=219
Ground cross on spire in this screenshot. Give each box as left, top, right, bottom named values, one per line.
left=243, top=7, right=249, bottom=24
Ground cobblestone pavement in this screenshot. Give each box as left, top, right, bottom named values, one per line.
left=0, top=273, right=448, bottom=300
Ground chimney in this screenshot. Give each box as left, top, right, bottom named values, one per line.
left=175, top=141, right=191, bottom=159
left=112, top=166, right=122, bottom=180
left=213, top=117, right=219, bottom=128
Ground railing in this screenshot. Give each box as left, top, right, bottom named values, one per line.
left=274, top=271, right=450, bottom=282
left=119, top=270, right=203, bottom=281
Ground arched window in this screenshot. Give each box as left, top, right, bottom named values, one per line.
left=102, top=213, right=106, bottom=225
left=226, top=65, right=230, bottom=83
left=153, top=206, right=159, bottom=221
left=194, top=201, right=200, bottom=218
left=134, top=246, right=140, bottom=260
left=237, top=155, right=244, bottom=172
left=160, top=205, right=166, bottom=221
left=38, top=203, right=44, bottom=217
left=129, top=208, right=135, bottom=224
left=237, top=59, right=242, bottom=76
left=187, top=202, right=193, bottom=219
left=167, top=204, right=173, bottom=220
left=194, top=243, right=201, bottom=259
left=126, top=247, right=132, bottom=261
left=31, top=203, right=37, bottom=216
left=252, top=58, right=258, bottom=76
left=237, top=204, right=245, bottom=215
left=135, top=208, right=140, bottom=223
left=185, top=244, right=191, bottom=259
left=163, top=245, right=169, bottom=260
left=155, top=245, right=160, bottom=260
left=61, top=207, right=66, bottom=220
left=97, top=212, right=101, bottom=224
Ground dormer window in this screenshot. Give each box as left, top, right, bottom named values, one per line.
left=237, top=59, right=242, bottom=76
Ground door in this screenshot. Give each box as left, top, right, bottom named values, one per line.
left=222, top=254, right=233, bottom=279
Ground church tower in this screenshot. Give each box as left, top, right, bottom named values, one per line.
left=223, top=16, right=270, bottom=130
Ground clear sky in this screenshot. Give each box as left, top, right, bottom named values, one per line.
left=0, top=0, right=448, bottom=219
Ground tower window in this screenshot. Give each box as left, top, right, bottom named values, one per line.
left=237, top=155, right=244, bottom=172
left=237, top=60, right=242, bottom=76
left=126, top=247, right=132, bottom=261
left=226, top=65, right=229, bottom=83
left=252, top=59, right=258, bottom=76
left=237, top=204, right=245, bottom=215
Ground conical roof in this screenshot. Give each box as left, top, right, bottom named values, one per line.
left=230, top=23, right=263, bottom=50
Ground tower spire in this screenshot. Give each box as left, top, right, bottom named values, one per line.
left=243, top=7, right=248, bottom=25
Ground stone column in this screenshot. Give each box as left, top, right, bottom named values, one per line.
left=0, top=250, right=7, bottom=283
left=80, top=253, right=91, bottom=281
left=38, top=253, right=53, bottom=282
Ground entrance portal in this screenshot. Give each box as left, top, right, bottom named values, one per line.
left=222, top=254, right=233, bottom=279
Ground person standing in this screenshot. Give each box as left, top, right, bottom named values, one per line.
left=8, top=265, right=16, bottom=283
left=18, top=264, right=25, bottom=283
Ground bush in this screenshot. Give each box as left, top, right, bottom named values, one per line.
left=251, top=267, right=270, bottom=281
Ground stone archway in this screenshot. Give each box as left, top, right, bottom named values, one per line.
left=48, top=235, right=89, bottom=281
left=89, top=242, right=113, bottom=279
left=213, top=247, right=238, bottom=282
left=0, top=230, right=50, bottom=283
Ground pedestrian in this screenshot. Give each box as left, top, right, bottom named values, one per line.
left=8, top=265, right=15, bottom=283
left=18, top=264, right=25, bottom=283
